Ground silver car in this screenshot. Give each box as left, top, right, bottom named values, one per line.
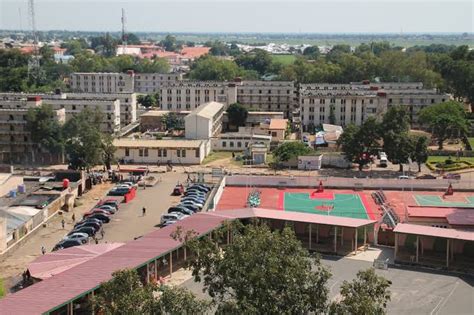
left=64, top=232, right=89, bottom=244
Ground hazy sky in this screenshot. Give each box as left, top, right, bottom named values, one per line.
left=0, top=0, right=472, bottom=33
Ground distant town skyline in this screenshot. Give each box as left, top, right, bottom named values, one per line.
left=0, top=0, right=472, bottom=34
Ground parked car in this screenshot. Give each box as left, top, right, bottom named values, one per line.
left=109, top=187, right=130, bottom=196
left=75, top=217, right=103, bottom=227
left=178, top=203, right=200, bottom=212
left=160, top=213, right=186, bottom=225
left=74, top=221, right=102, bottom=232
left=443, top=173, right=461, bottom=180
left=69, top=226, right=97, bottom=237
left=94, top=205, right=117, bottom=214
left=64, top=232, right=89, bottom=244
left=87, top=213, right=111, bottom=223
left=187, top=186, right=209, bottom=193
left=398, top=175, right=414, bottom=180
left=83, top=209, right=111, bottom=218
left=168, top=206, right=194, bottom=216
left=121, top=181, right=138, bottom=188
left=191, top=184, right=211, bottom=192
left=162, top=220, right=177, bottom=227
left=182, top=195, right=205, bottom=202
left=180, top=199, right=204, bottom=207
left=97, top=199, right=120, bottom=210
left=416, top=174, right=437, bottom=179
left=172, top=184, right=185, bottom=196
left=184, top=190, right=206, bottom=197
left=53, top=239, right=82, bottom=251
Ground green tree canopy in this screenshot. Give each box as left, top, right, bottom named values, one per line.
left=412, top=135, right=429, bottom=172
left=137, top=94, right=157, bottom=108
left=235, top=49, right=273, bottom=75
left=273, top=141, right=314, bottom=163
left=418, top=101, right=469, bottom=149
left=26, top=104, right=64, bottom=155
left=303, top=45, right=320, bottom=59
left=162, top=112, right=185, bottom=130
left=160, top=35, right=181, bottom=52
left=226, top=103, right=248, bottom=129
left=189, top=55, right=241, bottom=81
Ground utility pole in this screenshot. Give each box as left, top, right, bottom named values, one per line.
left=121, top=8, right=127, bottom=51
left=18, top=7, right=23, bottom=32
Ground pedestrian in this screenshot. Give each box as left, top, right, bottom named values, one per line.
left=61, top=219, right=65, bottom=229
left=100, top=228, right=105, bottom=239
left=142, top=207, right=146, bottom=216
left=94, top=237, right=99, bottom=245
left=41, top=245, right=46, bottom=255
left=71, top=213, right=76, bottom=223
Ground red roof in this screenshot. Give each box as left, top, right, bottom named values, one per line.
left=407, top=206, right=474, bottom=226
left=180, top=46, right=210, bottom=59
left=0, top=209, right=375, bottom=314
left=394, top=223, right=474, bottom=241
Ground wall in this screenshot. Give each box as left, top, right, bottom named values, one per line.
left=116, top=146, right=204, bottom=165
left=0, top=175, right=23, bottom=197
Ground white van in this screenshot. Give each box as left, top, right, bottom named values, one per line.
left=380, top=156, right=388, bottom=167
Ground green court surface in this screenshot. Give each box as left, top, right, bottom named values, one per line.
left=284, top=193, right=368, bottom=219
left=414, top=195, right=474, bottom=208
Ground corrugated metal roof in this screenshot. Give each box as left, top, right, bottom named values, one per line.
left=394, top=223, right=474, bottom=241
left=113, top=139, right=203, bottom=149
left=0, top=209, right=375, bottom=314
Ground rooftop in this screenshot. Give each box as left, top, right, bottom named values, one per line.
left=269, top=119, right=288, bottom=130
left=140, top=110, right=190, bottom=118
left=113, top=138, right=204, bottom=149
left=188, top=102, right=224, bottom=119
left=394, top=223, right=474, bottom=241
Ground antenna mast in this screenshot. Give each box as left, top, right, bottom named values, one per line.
left=121, top=8, right=127, bottom=51
left=27, top=0, right=41, bottom=82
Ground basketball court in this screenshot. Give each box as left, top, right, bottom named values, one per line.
left=414, top=195, right=474, bottom=208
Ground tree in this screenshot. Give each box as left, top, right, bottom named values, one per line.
left=226, top=103, right=248, bottom=129
left=330, top=268, right=392, bottom=315
left=235, top=49, right=273, bottom=75
left=137, top=94, right=157, bottom=108
left=412, top=135, right=429, bottom=172
left=125, top=33, right=141, bottom=45
left=303, top=45, right=320, bottom=59
left=273, top=141, right=313, bottom=163
left=176, top=223, right=331, bottom=314
left=160, top=35, right=181, bottom=52
left=418, top=101, right=469, bottom=149
left=26, top=104, right=64, bottom=159
left=381, top=106, right=412, bottom=172
left=63, top=109, right=105, bottom=170
left=162, top=112, right=184, bottom=130
left=338, top=118, right=380, bottom=171
left=154, top=285, right=211, bottom=314
left=189, top=55, right=241, bottom=81
left=102, top=134, right=116, bottom=171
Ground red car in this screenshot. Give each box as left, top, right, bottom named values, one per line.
left=443, top=173, right=461, bottom=180
left=97, top=198, right=120, bottom=210
left=172, top=184, right=185, bottom=196
left=83, top=209, right=110, bottom=218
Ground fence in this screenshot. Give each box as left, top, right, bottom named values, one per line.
left=428, top=150, right=474, bottom=157
left=225, top=175, right=458, bottom=191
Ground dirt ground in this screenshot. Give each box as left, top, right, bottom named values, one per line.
left=0, top=182, right=113, bottom=291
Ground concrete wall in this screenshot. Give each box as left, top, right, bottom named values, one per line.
left=0, top=175, right=23, bottom=197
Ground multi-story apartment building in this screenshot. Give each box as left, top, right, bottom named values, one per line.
left=185, top=102, right=225, bottom=140
left=0, top=93, right=121, bottom=133
left=236, top=80, right=296, bottom=118
left=0, top=97, right=65, bottom=163
left=69, top=71, right=135, bottom=93
left=65, top=92, right=136, bottom=126
left=159, top=81, right=238, bottom=111
left=134, top=73, right=183, bottom=93
left=299, top=82, right=450, bottom=131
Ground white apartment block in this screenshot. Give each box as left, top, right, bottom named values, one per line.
left=65, top=92, right=137, bottom=126
left=134, top=73, right=183, bottom=94
left=236, top=80, right=296, bottom=118
left=185, top=102, right=225, bottom=140
left=69, top=72, right=135, bottom=93
left=299, top=82, right=450, bottom=131
left=159, top=81, right=237, bottom=111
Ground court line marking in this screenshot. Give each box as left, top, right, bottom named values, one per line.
left=430, top=280, right=459, bottom=315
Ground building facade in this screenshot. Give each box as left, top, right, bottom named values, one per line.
left=139, top=110, right=189, bottom=132
left=184, top=102, right=225, bottom=140
left=134, top=73, right=183, bottom=94
left=113, top=138, right=211, bottom=164
left=69, top=72, right=135, bottom=93
left=211, top=133, right=271, bottom=152
left=159, top=81, right=237, bottom=111
left=236, top=80, right=296, bottom=118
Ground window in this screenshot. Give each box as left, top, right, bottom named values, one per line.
left=158, top=149, right=167, bottom=157
left=125, top=148, right=130, bottom=156
left=72, top=105, right=76, bottom=110
left=139, top=149, right=144, bottom=157
left=237, top=142, right=242, bottom=147
left=181, top=149, right=186, bottom=157
left=230, top=142, right=234, bottom=147
left=144, top=149, right=149, bottom=157
left=177, top=149, right=180, bottom=157
left=10, top=125, right=14, bottom=131
left=195, top=149, right=200, bottom=158
left=271, top=132, right=277, bottom=137
left=222, top=141, right=227, bottom=147
left=24, top=136, right=28, bottom=142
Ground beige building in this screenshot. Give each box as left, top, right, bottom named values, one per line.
left=159, top=81, right=237, bottom=111
left=211, top=133, right=271, bottom=152
left=113, top=138, right=211, bottom=164
left=185, top=102, right=225, bottom=140
left=69, top=71, right=135, bottom=93
left=222, top=111, right=284, bottom=131
left=236, top=80, right=296, bottom=118
left=0, top=97, right=65, bottom=163
left=134, top=73, right=183, bottom=94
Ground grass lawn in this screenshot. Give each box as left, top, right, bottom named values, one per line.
left=272, top=54, right=297, bottom=65
left=427, top=156, right=474, bottom=163
left=202, top=151, right=233, bottom=165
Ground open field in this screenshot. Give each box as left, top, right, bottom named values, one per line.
left=271, top=54, right=297, bottom=65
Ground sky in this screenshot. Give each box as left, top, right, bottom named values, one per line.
left=0, top=0, right=472, bottom=33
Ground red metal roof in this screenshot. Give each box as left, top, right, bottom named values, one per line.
left=394, top=223, right=474, bottom=241
left=0, top=209, right=375, bottom=314
left=407, top=206, right=474, bottom=226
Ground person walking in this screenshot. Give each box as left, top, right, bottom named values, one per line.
left=100, top=228, right=105, bottom=239
left=142, top=207, right=146, bottom=216
left=71, top=213, right=76, bottom=223
left=61, top=219, right=65, bottom=229
left=41, top=245, right=46, bottom=255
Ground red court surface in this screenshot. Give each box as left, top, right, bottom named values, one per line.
left=216, top=187, right=474, bottom=223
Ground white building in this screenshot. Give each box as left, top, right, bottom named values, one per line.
left=159, top=81, right=238, bottom=111
left=69, top=72, right=135, bottom=93
left=113, top=138, right=211, bottom=164
left=185, top=102, right=225, bottom=140
left=134, top=73, right=183, bottom=94
left=211, top=133, right=271, bottom=152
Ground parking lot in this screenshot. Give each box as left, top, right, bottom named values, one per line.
left=182, top=256, right=474, bottom=314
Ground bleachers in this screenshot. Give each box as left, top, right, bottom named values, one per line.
left=372, top=190, right=399, bottom=228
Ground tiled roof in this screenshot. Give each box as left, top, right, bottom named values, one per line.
left=268, top=119, right=288, bottom=130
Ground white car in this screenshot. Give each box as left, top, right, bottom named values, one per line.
left=64, top=232, right=89, bottom=244
left=160, top=213, right=188, bottom=225
left=181, top=200, right=204, bottom=208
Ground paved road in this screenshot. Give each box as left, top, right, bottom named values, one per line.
left=182, top=256, right=474, bottom=315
